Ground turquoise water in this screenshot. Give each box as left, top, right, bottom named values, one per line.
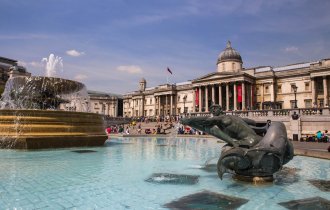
left=0, top=137, right=329, bottom=209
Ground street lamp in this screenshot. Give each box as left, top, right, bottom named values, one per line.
left=292, top=85, right=298, bottom=108
left=183, top=95, right=187, bottom=114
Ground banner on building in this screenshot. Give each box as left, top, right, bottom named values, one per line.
left=237, top=85, right=242, bottom=103
left=195, top=89, right=199, bottom=105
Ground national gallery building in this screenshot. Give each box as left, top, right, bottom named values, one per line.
left=123, top=41, right=330, bottom=117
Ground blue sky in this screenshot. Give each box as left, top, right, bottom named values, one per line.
left=1, top=0, right=330, bottom=94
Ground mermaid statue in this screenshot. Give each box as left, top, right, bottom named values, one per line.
left=180, top=104, right=294, bottom=181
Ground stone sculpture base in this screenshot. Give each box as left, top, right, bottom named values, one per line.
left=233, top=174, right=274, bottom=183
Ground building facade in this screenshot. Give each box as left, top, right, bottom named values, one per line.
left=88, top=90, right=123, bottom=117
left=123, top=41, right=330, bottom=117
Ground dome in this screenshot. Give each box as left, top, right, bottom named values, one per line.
left=217, top=41, right=242, bottom=64
left=140, top=78, right=146, bottom=83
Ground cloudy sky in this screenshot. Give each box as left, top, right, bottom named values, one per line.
left=1, top=0, right=330, bottom=94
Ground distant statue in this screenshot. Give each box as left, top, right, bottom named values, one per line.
left=181, top=104, right=294, bottom=181
left=291, top=111, right=299, bottom=120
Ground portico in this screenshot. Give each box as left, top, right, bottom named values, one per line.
left=193, top=76, right=254, bottom=112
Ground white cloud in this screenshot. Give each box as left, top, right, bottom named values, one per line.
left=18, top=60, right=43, bottom=68
left=116, top=65, right=143, bottom=74
left=66, top=49, right=85, bottom=57
left=74, top=74, right=88, bottom=81
left=284, top=46, right=299, bottom=53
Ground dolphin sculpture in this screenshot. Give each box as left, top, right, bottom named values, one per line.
left=180, top=104, right=294, bottom=181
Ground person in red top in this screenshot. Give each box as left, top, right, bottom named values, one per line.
left=106, top=127, right=111, bottom=134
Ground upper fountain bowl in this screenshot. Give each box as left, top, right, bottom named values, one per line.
left=1, top=76, right=88, bottom=110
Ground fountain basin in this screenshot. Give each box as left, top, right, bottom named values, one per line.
left=0, top=109, right=107, bottom=149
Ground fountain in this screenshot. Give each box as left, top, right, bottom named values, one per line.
left=0, top=54, right=107, bottom=149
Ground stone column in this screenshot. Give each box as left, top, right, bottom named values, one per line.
left=226, top=83, right=229, bottom=111
left=165, top=95, right=168, bottom=115
left=205, top=85, right=209, bottom=112
left=311, top=78, right=316, bottom=106
left=323, top=76, right=328, bottom=106
left=270, top=83, right=275, bottom=102
left=141, top=97, right=145, bottom=116
left=199, top=86, right=202, bottom=112
left=154, top=96, right=157, bottom=117
left=158, top=96, right=161, bottom=116
left=234, top=83, right=237, bottom=110
left=250, top=83, right=254, bottom=109
left=261, top=84, right=264, bottom=109
left=115, top=101, right=118, bottom=117
left=211, top=85, right=215, bottom=104
left=192, top=88, right=196, bottom=112
left=242, top=82, right=246, bottom=110
left=170, top=94, right=173, bottom=115
left=219, top=84, right=222, bottom=107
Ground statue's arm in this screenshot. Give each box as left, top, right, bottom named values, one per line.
left=208, top=125, right=239, bottom=147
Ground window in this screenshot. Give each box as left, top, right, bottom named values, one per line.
left=304, top=99, right=312, bottom=108
left=317, top=81, right=324, bottom=93
left=232, top=63, right=235, bottom=70
left=290, top=100, right=296, bottom=109
left=256, top=87, right=260, bottom=95
left=145, top=99, right=147, bottom=104
left=150, top=98, right=152, bottom=104
left=305, top=82, right=310, bottom=91
left=277, top=84, right=282, bottom=93
left=265, top=85, right=269, bottom=94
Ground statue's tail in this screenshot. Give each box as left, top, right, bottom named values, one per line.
left=217, top=147, right=251, bottom=179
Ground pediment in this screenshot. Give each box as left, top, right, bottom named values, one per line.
left=193, top=72, right=241, bottom=82
left=192, top=71, right=256, bottom=85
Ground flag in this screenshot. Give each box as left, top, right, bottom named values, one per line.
left=167, top=67, right=173, bottom=74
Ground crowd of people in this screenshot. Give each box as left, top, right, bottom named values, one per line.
left=302, top=130, right=329, bottom=143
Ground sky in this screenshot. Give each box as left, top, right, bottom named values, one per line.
left=1, top=0, right=330, bottom=94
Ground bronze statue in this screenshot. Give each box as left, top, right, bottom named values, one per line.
left=180, top=104, right=294, bottom=181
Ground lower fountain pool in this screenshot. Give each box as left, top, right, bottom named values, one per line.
left=0, top=137, right=329, bottom=209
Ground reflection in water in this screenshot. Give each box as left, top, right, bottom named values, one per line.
left=145, top=173, right=199, bottom=185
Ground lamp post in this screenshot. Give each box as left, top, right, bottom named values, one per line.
left=183, top=95, right=187, bottom=114
left=292, top=85, right=298, bottom=108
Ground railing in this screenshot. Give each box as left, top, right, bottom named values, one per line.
left=104, top=116, right=132, bottom=126
left=188, top=108, right=330, bottom=118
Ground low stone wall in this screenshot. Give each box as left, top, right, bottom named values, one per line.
left=294, top=149, right=330, bottom=160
